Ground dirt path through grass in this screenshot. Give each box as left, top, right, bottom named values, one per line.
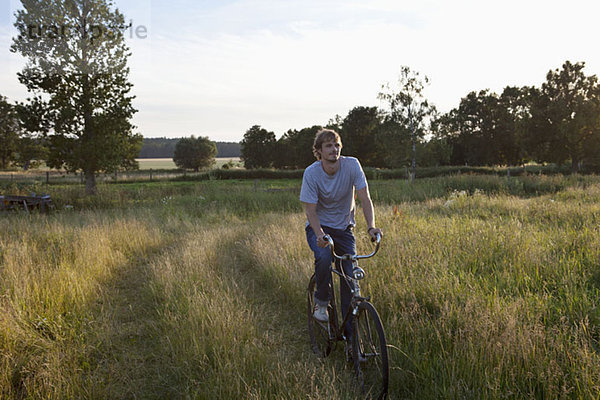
left=210, top=227, right=361, bottom=398
left=139, top=218, right=363, bottom=399
left=83, top=244, right=189, bottom=399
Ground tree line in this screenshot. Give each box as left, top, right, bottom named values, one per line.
left=241, top=61, right=600, bottom=173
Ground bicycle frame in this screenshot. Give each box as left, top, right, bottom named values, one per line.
left=308, top=232, right=388, bottom=398
left=322, top=232, right=381, bottom=341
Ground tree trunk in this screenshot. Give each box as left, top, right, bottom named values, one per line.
left=85, top=169, right=97, bottom=195
left=571, top=158, right=579, bottom=173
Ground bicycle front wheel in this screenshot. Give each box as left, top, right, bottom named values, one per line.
left=307, top=274, right=335, bottom=357
left=352, top=301, right=389, bottom=399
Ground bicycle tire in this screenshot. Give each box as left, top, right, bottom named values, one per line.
left=307, top=274, right=336, bottom=357
left=351, top=301, right=389, bottom=399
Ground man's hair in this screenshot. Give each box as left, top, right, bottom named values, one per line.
left=313, top=129, right=342, bottom=160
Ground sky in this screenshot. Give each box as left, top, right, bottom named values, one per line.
left=1, top=0, right=600, bottom=142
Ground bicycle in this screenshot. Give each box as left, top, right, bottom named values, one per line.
left=307, top=232, right=389, bottom=399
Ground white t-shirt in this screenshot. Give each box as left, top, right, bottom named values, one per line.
left=299, top=156, right=368, bottom=230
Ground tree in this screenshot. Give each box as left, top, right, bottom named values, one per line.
left=379, top=66, right=436, bottom=180
left=443, top=90, right=499, bottom=166
left=373, top=119, right=411, bottom=168
left=173, top=136, right=217, bottom=171
left=341, top=106, right=383, bottom=167
left=419, top=136, right=452, bottom=167
left=495, top=86, right=529, bottom=166
left=434, top=87, right=529, bottom=166
left=11, top=0, right=142, bottom=194
left=240, top=125, right=276, bottom=169
left=0, top=96, right=20, bottom=169
left=524, top=61, right=600, bottom=171
left=15, top=136, right=49, bottom=170
left=273, top=126, right=319, bottom=169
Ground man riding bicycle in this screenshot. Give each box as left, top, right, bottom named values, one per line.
left=300, top=128, right=383, bottom=345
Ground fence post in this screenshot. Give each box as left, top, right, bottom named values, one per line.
left=114, top=170, right=118, bottom=182
left=46, top=171, right=50, bottom=184
left=80, top=171, right=83, bottom=184
left=150, top=169, right=153, bottom=181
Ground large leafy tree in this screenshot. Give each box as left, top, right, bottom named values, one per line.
left=0, top=95, right=20, bottom=169
left=11, top=0, right=142, bottom=194
left=341, top=106, right=382, bottom=167
left=524, top=61, right=600, bottom=171
left=273, top=126, right=319, bottom=169
left=173, top=136, right=217, bottom=171
left=240, top=125, right=276, bottom=169
left=373, top=119, right=411, bottom=169
left=496, top=86, right=530, bottom=166
left=379, top=66, right=436, bottom=180
left=435, top=87, right=529, bottom=166
left=418, top=129, right=452, bottom=167
left=443, top=90, right=501, bottom=166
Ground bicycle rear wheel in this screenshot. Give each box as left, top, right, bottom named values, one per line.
left=307, top=274, right=336, bottom=357
left=352, top=301, right=389, bottom=399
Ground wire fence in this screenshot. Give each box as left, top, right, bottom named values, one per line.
left=0, top=169, right=200, bottom=185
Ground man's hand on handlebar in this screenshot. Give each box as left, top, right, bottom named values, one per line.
left=317, top=234, right=330, bottom=248
left=368, top=227, right=383, bottom=242
left=322, top=230, right=381, bottom=260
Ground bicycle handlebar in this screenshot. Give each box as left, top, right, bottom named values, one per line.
left=323, top=232, right=381, bottom=261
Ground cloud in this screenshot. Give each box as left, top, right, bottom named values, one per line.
left=128, top=1, right=431, bottom=138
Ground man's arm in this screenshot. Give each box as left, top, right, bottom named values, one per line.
left=303, top=202, right=329, bottom=248
left=356, top=186, right=382, bottom=240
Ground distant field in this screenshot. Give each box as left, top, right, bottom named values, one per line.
left=136, top=157, right=241, bottom=170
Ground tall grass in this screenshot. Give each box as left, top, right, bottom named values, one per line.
left=1, top=175, right=600, bottom=398
left=0, top=211, right=166, bottom=398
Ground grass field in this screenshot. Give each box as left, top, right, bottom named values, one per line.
left=1, top=175, right=600, bottom=398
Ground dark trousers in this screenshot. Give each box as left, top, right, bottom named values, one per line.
left=306, top=224, right=356, bottom=337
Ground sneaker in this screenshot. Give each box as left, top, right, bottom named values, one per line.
left=313, top=303, right=329, bottom=323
